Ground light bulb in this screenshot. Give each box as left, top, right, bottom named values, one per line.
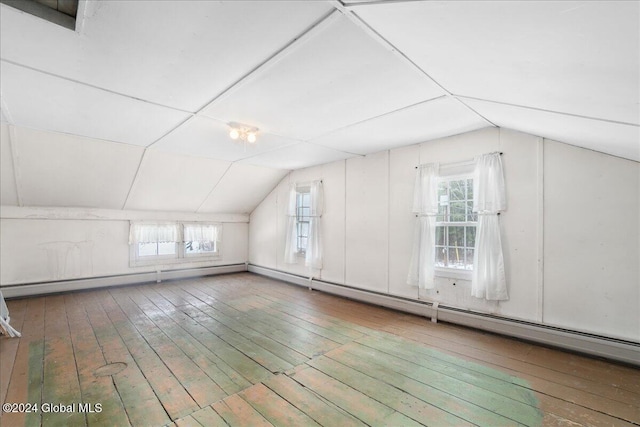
left=247, top=132, right=257, bottom=143
left=229, top=129, right=240, bottom=140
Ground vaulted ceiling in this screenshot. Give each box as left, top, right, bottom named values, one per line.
left=1, top=0, right=638, bottom=213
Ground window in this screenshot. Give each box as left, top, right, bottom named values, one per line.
left=183, top=223, right=220, bottom=257
left=435, top=175, right=476, bottom=271
left=129, top=222, right=220, bottom=266
left=295, top=188, right=311, bottom=254
left=130, top=223, right=179, bottom=265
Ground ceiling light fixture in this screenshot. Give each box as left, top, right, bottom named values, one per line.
left=228, top=122, right=259, bottom=145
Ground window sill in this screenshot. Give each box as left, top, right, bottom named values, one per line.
left=435, top=268, right=472, bottom=281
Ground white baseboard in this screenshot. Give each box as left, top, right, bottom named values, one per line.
left=1, top=263, right=247, bottom=298
left=248, top=264, right=640, bottom=366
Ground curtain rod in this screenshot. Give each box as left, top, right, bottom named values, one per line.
left=415, top=152, right=502, bottom=169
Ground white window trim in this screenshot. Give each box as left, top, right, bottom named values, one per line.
left=295, top=186, right=311, bottom=257
left=182, top=222, right=222, bottom=260
left=434, top=172, right=476, bottom=280
left=129, top=222, right=222, bottom=267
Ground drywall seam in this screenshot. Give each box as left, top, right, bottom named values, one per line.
left=537, top=136, right=544, bottom=322
left=7, top=124, right=23, bottom=207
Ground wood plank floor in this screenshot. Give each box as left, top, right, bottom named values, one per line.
left=1, top=272, right=639, bottom=427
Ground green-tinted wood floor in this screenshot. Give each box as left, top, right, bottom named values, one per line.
left=1, top=273, right=639, bottom=426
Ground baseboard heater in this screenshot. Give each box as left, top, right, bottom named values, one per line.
left=248, top=264, right=640, bottom=367
left=0, top=263, right=248, bottom=299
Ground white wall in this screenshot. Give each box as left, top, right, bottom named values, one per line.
left=543, top=141, right=640, bottom=340
left=249, top=127, right=640, bottom=342
left=0, top=207, right=249, bottom=286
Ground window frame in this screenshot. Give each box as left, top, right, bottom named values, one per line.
left=182, top=222, right=222, bottom=260
left=295, top=186, right=311, bottom=256
left=434, top=173, right=476, bottom=280
left=129, top=222, right=222, bottom=267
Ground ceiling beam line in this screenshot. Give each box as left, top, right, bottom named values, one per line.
left=308, top=95, right=447, bottom=142
left=0, top=95, right=23, bottom=206
left=195, top=163, right=233, bottom=213
left=121, top=149, right=149, bottom=211
left=0, top=58, right=194, bottom=116
left=454, top=95, right=640, bottom=128
left=341, top=0, right=428, bottom=7
left=193, top=8, right=341, bottom=116
left=7, top=125, right=24, bottom=207
left=143, top=8, right=341, bottom=152
left=330, top=1, right=498, bottom=128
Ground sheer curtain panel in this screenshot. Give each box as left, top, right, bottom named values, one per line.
left=129, top=223, right=179, bottom=244
left=305, top=180, right=324, bottom=269
left=408, top=163, right=439, bottom=289
left=183, top=224, right=219, bottom=243
left=472, top=152, right=508, bottom=300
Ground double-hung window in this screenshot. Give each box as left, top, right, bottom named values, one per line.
left=130, top=223, right=179, bottom=265
left=435, top=175, right=476, bottom=272
left=295, top=188, right=311, bottom=255
left=183, top=223, right=220, bottom=257
left=129, top=222, right=221, bottom=266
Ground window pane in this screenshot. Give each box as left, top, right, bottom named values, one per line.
left=302, top=193, right=310, bottom=206
left=448, top=226, right=464, bottom=247
left=158, top=242, right=176, bottom=255
left=298, top=237, right=307, bottom=251
left=450, top=180, right=465, bottom=200
left=448, top=248, right=464, bottom=268
left=138, top=242, right=157, bottom=257
left=438, top=181, right=447, bottom=198
left=450, top=202, right=465, bottom=222
left=465, top=249, right=474, bottom=269
left=435, top=246, right=447, bottom=267
left=203, top=241, right=216, bottom=252
left=186, top=240, right=216, bottom=254
left=466, top=226, right=476, bottom=248
left=435, top=226, right=445, bottom=246
left=466, top=201, right=475, bottom=221
left=299, top=222, right=309, bottom=237
left=467, top=179, right=473, bottom=200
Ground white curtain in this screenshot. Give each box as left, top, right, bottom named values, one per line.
left=284, top=184, right=298, bottom=264
left=129, top=223, right=179, bottom=244
left=283, top=181, right=324, bottom=269
left=305, top=180, right=324, bottom=269
left=184, top=224, right=219, bottom=242
left=472, top=153, right=508, bottom=300
left=407, top=163, right=439, bottom=289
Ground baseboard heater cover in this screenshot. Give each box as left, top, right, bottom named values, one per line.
left=248, top=264, right=640, bottom=366
left=1, top=263, right=248, bottom=298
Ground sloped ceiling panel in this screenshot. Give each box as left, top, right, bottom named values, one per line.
left=311, top=97, right=489, bottom=155
left=153, top=116, right=300, bottom=162
left=465, top=99, right=640, bottom=161
left=203, top=13, right=446, bottom=141
left=0, top=61, right=190, bottom=146
left=240, top=142, right=355, bottom=170
left=354, top=1, right=639, bottom=125
left=0, top=1, right=334, bottom=112
left=198, top=164, right=288, bottom=214
left=125, top=150, right=231, bottom=212
left=14, top=126, right=144, bottom=208
left=0, top=125, right=18, bottom=205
